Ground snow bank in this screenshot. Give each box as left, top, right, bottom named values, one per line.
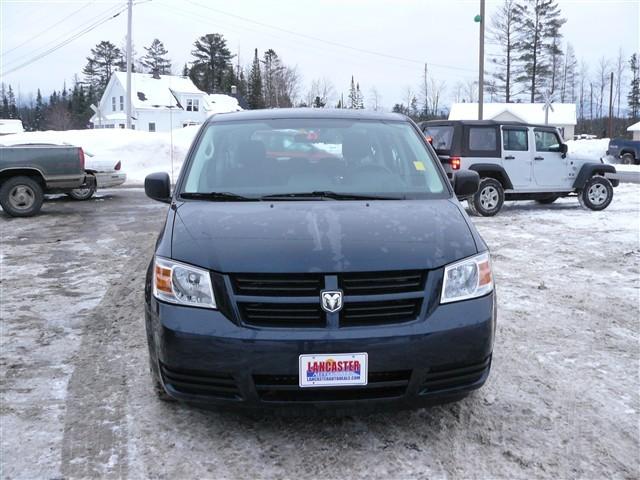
left=566, top=138, right=609, bottom=160
left=0, top=127, right=201, bottom=184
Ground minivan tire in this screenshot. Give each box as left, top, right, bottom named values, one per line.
left=0, top=176, right=44, bottom=217
left=621, top=153, right=635, bottom=165
left=468, top=178, right=504, bottom=217
left=579, top=175, right=613, bottom=211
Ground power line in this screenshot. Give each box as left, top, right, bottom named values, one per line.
left=2, top=2, right=124, bottom=68
left=183, top=0, right=477, bottom=74
left=2, top=1, right=95, bottom=57
left=2, top=4, right=128, bottom=76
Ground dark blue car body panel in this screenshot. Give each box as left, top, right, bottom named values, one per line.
left=145, top=110, right=496, bottom=412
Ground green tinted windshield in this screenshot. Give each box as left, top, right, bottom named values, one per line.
left=181, top=119, right=448, bottom=199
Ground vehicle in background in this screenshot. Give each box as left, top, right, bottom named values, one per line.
left=143, top=109, right=493, bottom=413
left=420, top=120, right=618, bottom=216
left=0, top=119, right=24, bottom=136
left=606, top=138, right=639, bottom=165
left=573, top=134, right=598, bottom=140
left=68, top=150, right=126, bottom=200
left=0, top=144, right=95, bottom=217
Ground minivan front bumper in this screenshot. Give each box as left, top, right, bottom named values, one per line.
left=145, top=292, right=496, bottom=412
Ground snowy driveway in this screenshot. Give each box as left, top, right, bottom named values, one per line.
left=1, top=187, right=638, bottom=479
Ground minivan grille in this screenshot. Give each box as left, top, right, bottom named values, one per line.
left=229, top=270, right=427, bottom=328
left=341, top=299, right=422, bottom=326
left=232, top=273, right=323, bottom=296
left=253, top=370, right=411, bottom=402
left=160, top=364, right=241, bottom=399
left=339, top=271, right=425, bottom=295
left=239, top=302, right=325, bottom=327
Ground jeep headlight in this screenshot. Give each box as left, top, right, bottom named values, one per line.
left=153, top=256, right=216, bottom=309
left=441, top=252, right=493, bottom=304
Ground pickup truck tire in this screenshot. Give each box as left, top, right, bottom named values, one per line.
left=536, top=195, right=560, bottom=204
left=621, top=153, right=635, bottom=165
left=0, top=176, right=44, bottom=217
left=67, top=186, right=96, bottom=201
left=579, top=176, right=613, bottom=211
left=468, top=178, right=504, bottom=217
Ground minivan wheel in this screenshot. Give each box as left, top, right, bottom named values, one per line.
left=621, top=153, right=635, bottom=165
left=579, top=176, right=613, bottom=211
left=469, top=178, right=504, bottom=216
left=0, top=176, right=44, bottom=217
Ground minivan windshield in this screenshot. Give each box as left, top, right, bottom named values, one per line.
left=181, top=118, right=448, bottom=200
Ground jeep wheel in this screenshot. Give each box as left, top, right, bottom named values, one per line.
left=621, top=153, right=635, bottom=165
left=579, top=176, right=613, bottom=211
left=67, top=186, right=96, bottom=201
left=536, top=195, right=560, bottom=205
left=0, top=176, right=44, bottom=217
left=469, top=178, right=504, bottom=216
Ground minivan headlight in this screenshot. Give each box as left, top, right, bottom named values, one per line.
left=441, top=252, right=493, bottom=304
left=153, top=256, right=216, bottom=309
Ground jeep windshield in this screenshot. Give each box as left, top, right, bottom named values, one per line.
left=180, top=118, right=448, bottom=200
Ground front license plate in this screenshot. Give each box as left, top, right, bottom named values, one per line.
left=299, top=353, right=368, bottom=388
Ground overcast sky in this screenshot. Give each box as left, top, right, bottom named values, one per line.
left=1, top=0, right=639, bottom=109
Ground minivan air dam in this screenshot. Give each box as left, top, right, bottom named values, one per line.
left=144, top=109, right=496, bottom=413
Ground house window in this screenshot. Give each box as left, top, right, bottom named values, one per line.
left=119, top=124, right=125, bottom=129
left=186, top=98, right=199, bottom=112
left=148, top=122, right=156, bottom=132
left=112, top=97, right=116, bottom=111
left=119, top=96, right=124, bottom=111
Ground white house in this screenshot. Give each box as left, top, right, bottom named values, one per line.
left=627, top=121, right=640, bottom=141
left=90, top=72, right=241, bottom=132
left=448, top=102, right=577, bottom=140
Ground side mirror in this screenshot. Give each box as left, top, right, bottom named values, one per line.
left=145, top=172, right=171, bottom=203
left=560, top=143, right=568, bottom=158
left=453, top=170, right=480, bottom=197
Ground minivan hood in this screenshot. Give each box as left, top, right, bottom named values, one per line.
left=171, top=200, right=478, bottom=273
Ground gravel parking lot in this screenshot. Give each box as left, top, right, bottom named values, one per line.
left=1, top=186, right=639, bottom=479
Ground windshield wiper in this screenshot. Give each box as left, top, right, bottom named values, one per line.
left=260, top=191, right=404, bottom=201
left=180, top=192, right=259, bottom=201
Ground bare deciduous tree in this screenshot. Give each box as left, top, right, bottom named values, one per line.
left=367, top=87, right=382, bottom=111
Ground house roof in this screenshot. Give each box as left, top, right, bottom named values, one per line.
left=111, top=71, right=204, bottom=109
left=627, top=121, right=640, bottom=132
left=449, top=102, right=577, bottom=125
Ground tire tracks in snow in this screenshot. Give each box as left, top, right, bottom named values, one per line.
left=60, top=251, right=151, bottom=479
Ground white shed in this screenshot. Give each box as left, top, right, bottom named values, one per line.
left=448, top=102, right=577, bottom=140
left=627, top=121, right=640, bottom=141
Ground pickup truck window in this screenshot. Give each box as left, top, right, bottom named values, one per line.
left=182, top=119, right=448, bottom=199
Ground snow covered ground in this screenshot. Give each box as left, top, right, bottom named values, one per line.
left=1, top=185, right=638, bottom=479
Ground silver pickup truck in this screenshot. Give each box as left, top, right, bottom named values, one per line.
left=0, top=144, right=96, bottom=217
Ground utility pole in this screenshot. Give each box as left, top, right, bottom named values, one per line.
left=608, top=71, right=614, bottom=138
left=424, top=63, right=428, bottom=117
left=125, top=0, right=133, bottom=129
left=475, top=0, right=486, bottom=120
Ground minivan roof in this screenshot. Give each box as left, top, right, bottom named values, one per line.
left=207, top=108, right=408, bottom=123
left=420, top=119, right=557, bottom=130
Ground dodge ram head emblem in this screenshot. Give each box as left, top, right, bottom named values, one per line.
left=321, top=290, right=343, bottom=313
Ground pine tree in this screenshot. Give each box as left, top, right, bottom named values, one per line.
left=629, top=53, right=640, bottom=120
left=7, top=85, right=18, bottom=119
left=247, top=48, right=264, bottom=109
left=142, top=39, right=172, bottom=77
left=489, top=0, right=519, bottom=102
left=514, top=0, right=566, bottom=102
left=33, top=89, right=44, bottom=130
left=182, top=63, right=189, bottom=78
left=1, top=83, right=8, bottom=118
left=83, top=41, right=122, bottom=95
left=348, top=76, right=357, bottom=109
left=189, top=33, right=234, bottom=93
left=356, top=83, right=365, bottom=109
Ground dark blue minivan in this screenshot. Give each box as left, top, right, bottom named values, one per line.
left=144, top=109, right=495, bottom=412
